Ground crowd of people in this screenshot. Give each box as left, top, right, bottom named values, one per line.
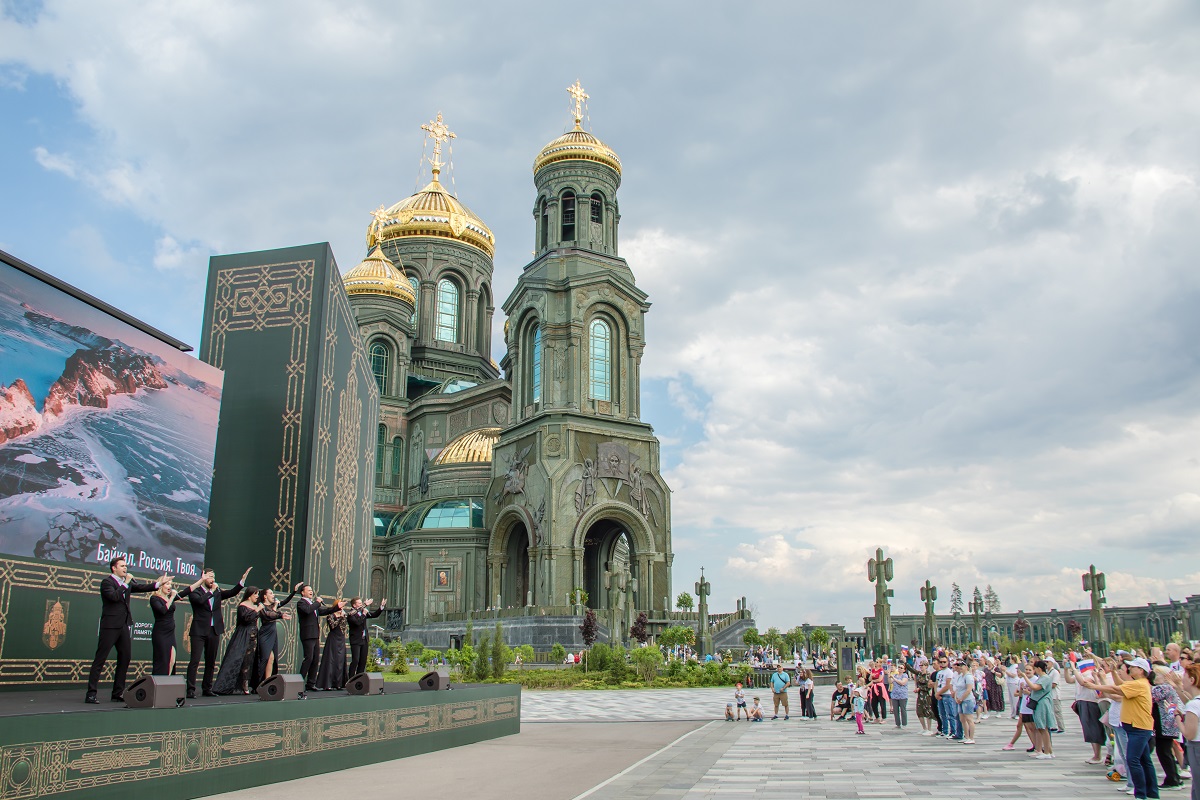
left=86, top=556, right=386, bottom=703
left=725, top=642, right=1200, bottom=800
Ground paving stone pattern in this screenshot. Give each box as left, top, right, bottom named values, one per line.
left=528, top=687, right=1130, bottom=799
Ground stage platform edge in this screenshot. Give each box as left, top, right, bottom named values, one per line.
left=0, top=683, right=520, bottom=800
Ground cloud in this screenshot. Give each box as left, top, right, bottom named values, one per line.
left=3, top=2, right=1200, bottom=631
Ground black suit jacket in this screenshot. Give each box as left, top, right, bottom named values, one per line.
left=346, top=607, right=384, bottom=645
left=296, top=597, right=336, bottom=641
left=186, top=582, right=243, bottom=637
left=99, top=574, right=157, bottom=630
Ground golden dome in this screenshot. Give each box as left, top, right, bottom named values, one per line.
left=533, top=126, right=622, bottom=177
left=343, top=246, right=415, bottom=303
left=433, top=427, right=501, bottom=465
left=367, top=178, right=495, bottom=258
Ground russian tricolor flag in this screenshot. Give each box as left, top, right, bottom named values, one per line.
left=1078, top=658, right=1095, bottom=673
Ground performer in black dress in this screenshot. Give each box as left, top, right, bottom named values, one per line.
left=315, top=607, right=348, bottom=691
left=85, top=556, right=166, bottom=703
left=211, top=587, right=261, bottom=695
left=346, top=597, right=386, bottom=677
left=149, top=577, right=188, bottom=675
left=254, top=587, right=293, bottom=688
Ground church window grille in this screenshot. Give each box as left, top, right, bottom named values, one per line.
left=436, top=279, right=459, bottom=342
left=391, top=436, right=403, bottom=487
left=370, top=342, right=390, bottom=396
left=589, top=318, right=611, bottom=402
left=376, top=424, right=387, bottom=483
left=539, top=199, right=549, bottom=251
left=561, top=191, right=576, bottom=241
left=590, top=192, right=603, bottom=224
left=531, top=325, right=543, bottom=404
left=409, top=275, right=419, bottom=327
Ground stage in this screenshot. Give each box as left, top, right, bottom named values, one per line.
left=0, top=681, right=520, bottom=800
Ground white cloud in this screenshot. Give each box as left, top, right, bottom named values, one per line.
left=4, top=2, right=1200, bottom=631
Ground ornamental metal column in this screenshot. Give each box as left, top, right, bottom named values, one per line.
left=695, top=567, right=713, bottom=658
left=1082, top=565, right=1108, bottom=656
left=920, top=580, right=937, bottom=650
left=867, top=548, right=894, bottom=656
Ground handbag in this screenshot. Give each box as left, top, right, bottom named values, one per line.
left=1026, top=695, right=1040, bottom=713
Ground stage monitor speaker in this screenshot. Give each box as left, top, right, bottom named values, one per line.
left=126, top=675, right=187, bottom=709
left=257, top=673, right=305, bottom=701
left=419, top=669, right=449, bottom=691
left=346, top=672, right=384, bottom=695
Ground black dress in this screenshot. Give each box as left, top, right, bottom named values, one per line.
left=315, top=614, right=348, bottom=690
left=212, top=605, right=259, bottom=695
left=255, top=602, right=289, bottom=688
left=149, top=591, right=185, bottom=675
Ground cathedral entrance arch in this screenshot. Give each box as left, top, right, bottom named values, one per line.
left=503, top=522, right=530, bottom=608
left=583, top=519, right=636, bottom=611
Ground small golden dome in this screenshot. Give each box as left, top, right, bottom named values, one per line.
left=367, top=178, right=495, bottom=258
left=343, top=246, right=415, bottom=304
left=433, top=427, right=501, bottom=465
left=533, top=127, right=622, bottom=177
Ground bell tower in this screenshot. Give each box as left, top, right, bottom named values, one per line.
left=487, top=84, right=672, bottom=635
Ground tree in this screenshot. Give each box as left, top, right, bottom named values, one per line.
left=630, top=611, right=649, bottom=644
left=810, top=628, right=829, bottom=655
left=972, top=586, right=983, bottom=611
left=660, top=625, right=696, bottom=653
left=514, top=644, right=534, bottom=668
left=763, top=626, right=783, bottom=652
left=630, top=646, right=663, bottom=684
left=783, top=626, right=805, bottom=655
left=1066, top=619, right=1082, bottom=642
left=446, top=643, right=476, bottom=681
left=950, top=583, right=964, bottom=615
left=492, top=621, right=510, bottom=679
left=742, top=627, right=763, bottom=648
left=579, top=608, right=599, bottom=647
left=676, top=592, right=694, bottom=612
left=550, top=643, right=567, bottom=663
left=984, top=585, right=1001, bottom=614
left=474, top=633, right=491, bottom=681
left=1013, top=617, right=1029, bottom=641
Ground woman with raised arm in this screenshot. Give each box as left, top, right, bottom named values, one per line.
left=316, top=604, right=349, bottom=691
left=149, top=576, right=187, bottom=675
left=212, top=587, right=261, bottom=695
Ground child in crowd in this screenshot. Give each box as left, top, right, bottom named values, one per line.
left=725, top=703, right=735, bottom=721
left=749, top=697, right=765, bottom=721
left=853, top=689, right=867, bottom=734
left=734, top=682, right=747, bottom=720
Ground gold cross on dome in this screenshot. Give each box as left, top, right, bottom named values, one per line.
left=370, top=204, right=388, bottom=245
left=421, top=112, right=456, bottom=178
left=567, top=80, right=589, bottom=129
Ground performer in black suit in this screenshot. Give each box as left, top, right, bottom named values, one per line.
left=149, top=577, right=189, bottom=675
left=346, top=597, right=386, bottom=677
left=293, top=583, right=341, bottom=691
left=85, top=556, right=166, bottom=703
left=185, top=566, right=250, bottom=698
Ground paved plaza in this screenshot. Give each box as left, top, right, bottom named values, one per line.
left=207, top=686, right=1131, bottom=800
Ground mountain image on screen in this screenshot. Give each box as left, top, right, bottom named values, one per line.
left=0, top=271, right=222, bottom=577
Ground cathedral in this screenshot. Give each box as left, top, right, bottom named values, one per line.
left=343, top=85, right=673, bottom=646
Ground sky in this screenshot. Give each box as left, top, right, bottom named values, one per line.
left=2, top=2, right=1198, bottom=632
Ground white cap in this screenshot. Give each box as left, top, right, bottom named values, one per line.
left=1124, top=657, right=1151, bottom=674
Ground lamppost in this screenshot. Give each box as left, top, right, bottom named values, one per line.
left=1082, top=565, right=1108, bottom=656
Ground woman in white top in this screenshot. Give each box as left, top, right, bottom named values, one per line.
left=1004, top=663, right=1036, bottom=751
left=1175, top=663, right=1199, bottom=800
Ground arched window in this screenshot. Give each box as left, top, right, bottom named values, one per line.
left=391, top=435, right=403, bottom=487
left=590, top=192, right=603, bottom=224
left=370, top=342, right=390, bottom=396
left=436, top=278, right=458, bottom=342
left=539, top=198, right=548, bottom=251
left=376, top=424, right=387, bottom=480
left=561, top=191, right=576, bottom=241
left=408, top=275, right=419, bottom=327
left=589, top=318, right=611, bottom=402
left=531, top=325, right=543, bottom=404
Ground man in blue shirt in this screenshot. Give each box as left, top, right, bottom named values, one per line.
left=769, top=663, right=792, bottom=719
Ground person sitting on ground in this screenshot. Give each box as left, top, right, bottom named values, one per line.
left=725, top=702, right=736, bottom=721
left=749, top=697, right=765, bottom=721
left=831, top=681, right=851, bottom=720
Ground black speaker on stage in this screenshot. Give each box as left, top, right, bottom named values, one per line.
left=126, top=675, right=187, bottom=709
left=418, top=669, right=449, bottom=691
left=346, top=672, right=384, bottom=695
left=257, top=673, right=305, bottom=701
